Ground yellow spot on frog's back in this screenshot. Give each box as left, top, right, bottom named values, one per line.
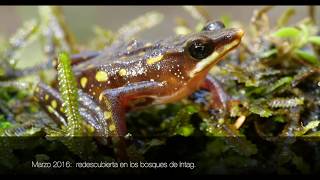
left=45, top=94, right=49, bottom=101
left=146, top=55, right=163, bottom=65
left=51, top=100, right=57, bottom=109
left=99, top=93, right=104, bottom=102
left=138, top=51, right=145, bottom=56
left=87, top=124, right=95, bottom=133
left=80, top=77, right=88, bottom=88
left=145, top=42, right=152, bottom=47
left=118, top=69, right=127, bottom=76
left=95, top=71, right=108, bottom=82
left=104, top=111, right=112, bottom=119
left=47, top=105, right=54, bottom=113
left=87, top=64, right=95, bottom=69
left=109, top=124, right=116, bottom=132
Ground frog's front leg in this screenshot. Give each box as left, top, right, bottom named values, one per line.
left=98, top=81, right=164, bottom=137
left=198, top=75, right=230, bottom=111
left=98, top=81, right=163, bottom=160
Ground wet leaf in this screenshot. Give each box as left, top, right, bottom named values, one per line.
left=308, top=36, right=320, bottom=46
left=176, top=124, right=194, bottom=137
left=294, top=49, right=320, bottom=66
left=296, top=120, right=320, bottom=136
left=0, top=115, right=11, bottom=131
left=260, top=48, right=277, bottom=58
left=249, top=104, right=273, bottom=117
left=272, top=27, right=302, bottom=38
left=266, top=76, right=293, bottom=94
left=293, top=120, right=319, bottom=137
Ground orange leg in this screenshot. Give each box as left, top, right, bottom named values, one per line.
left=98, top=81, right=164, bottom=160
left=98, top=81, right=163, bottom=137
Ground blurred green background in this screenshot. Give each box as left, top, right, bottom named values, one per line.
left=0, top=6, right=318, bottom=43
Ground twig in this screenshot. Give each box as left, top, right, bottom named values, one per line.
left=183, top=6, right=211, bottom=23
left=233, top=115, right=246, bottom=129
left=308, top=6, right=316, bottom=25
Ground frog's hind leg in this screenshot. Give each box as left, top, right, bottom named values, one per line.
left=52, top=51, right=101, bottom=68
left=34, top=82, right=109, bottom=138
left=34, top=83, right=68, bottom=126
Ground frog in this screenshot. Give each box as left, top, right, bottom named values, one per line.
left=33, top=21, right=244, bottom=140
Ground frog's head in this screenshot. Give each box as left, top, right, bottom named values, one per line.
left=182, top=21, right=244, bottom=78
left=151, top=22, right=243, bottom=104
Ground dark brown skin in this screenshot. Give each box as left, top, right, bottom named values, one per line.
left=34, top=21, right=244, bottom=140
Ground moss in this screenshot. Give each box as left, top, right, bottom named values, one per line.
left=56, top=52, right=83, bottom=136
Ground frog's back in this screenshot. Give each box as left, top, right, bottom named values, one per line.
left=72, top=38, right=180, bottom=100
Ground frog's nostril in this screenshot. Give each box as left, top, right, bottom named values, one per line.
left=225, top=34, right=232, bottom=40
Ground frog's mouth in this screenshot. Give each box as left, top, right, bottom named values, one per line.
left=189, top=28, right=244, bottom=78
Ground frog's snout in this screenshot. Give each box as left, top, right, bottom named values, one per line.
left=212, top=28, right=244, bottom=54
left=234, top=28, right=244, bottom=40
left=224, top=28, right=244, bottom=44
left=228, top=28, right=244, bottom=48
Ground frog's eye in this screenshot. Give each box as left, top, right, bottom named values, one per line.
left=202, top=21, right=225, bottom=32
left=187, top=37, right=214, bottom=60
